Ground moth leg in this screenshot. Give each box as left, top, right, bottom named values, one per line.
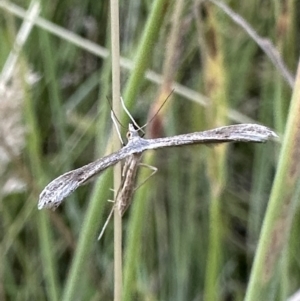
left=98, top=206, right=114, bottom=240
left=99, top=184, right=123, bottom=239
left=108, top=185, right=122, bottom=202
left=110, top=111, right=124, bottom=145
left=134, top=163, right=157, bottom=191
left=107, top=188, right=116, bottom=202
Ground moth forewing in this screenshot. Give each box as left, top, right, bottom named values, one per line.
left=116, top=153, right=142, bottom=215
left=38, top=123, right=277, bottom=210
left=38, top=139, right=143, bottom=210
left=143, top=124, right=277, bottom=151
left=98, top=153, right=154, bottom=240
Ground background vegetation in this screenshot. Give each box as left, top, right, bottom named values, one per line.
left=0, top=0, right=298, bottom=300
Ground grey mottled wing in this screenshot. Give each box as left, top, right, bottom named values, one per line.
left=38, top=140, right=149, bottom=210
left=145, top=124, right=277, bottom=150
left=38, top=124, right=276, bottom=210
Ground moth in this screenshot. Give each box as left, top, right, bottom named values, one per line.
left=38, top=123, right=277, bottom=211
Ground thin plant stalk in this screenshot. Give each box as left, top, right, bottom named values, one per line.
left=110, top=0, right=122, bottom=300
left=198, top=3, right=228, bottom=300
left=245, top=60, right=300, bottom=300
left=122, top=0, right=169, bottom=117
left=23, top=64, right=60, bottom=300
left=121, top=0, right=169, bottom=297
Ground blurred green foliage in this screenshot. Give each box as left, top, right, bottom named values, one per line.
left=0, top=1, right=297, bottom=300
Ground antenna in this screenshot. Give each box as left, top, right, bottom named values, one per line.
left=111, top=111, right=124, bottom=145
left=109, top=90, right=174, bottom=140
left=106, top=96, right=126, bottom=130
left=120, top=97, right=145, bottom=135
left=106, top=96, right=125, bottom=145
left=139, top=89, right=174, bottom=131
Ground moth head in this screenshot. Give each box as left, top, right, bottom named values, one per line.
left=127, top=123, right=141, bottom=141
left=126, top=131, right=132, bottom=139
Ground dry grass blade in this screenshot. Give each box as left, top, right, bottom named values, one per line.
left=209, top=0, right=295, bottom=88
